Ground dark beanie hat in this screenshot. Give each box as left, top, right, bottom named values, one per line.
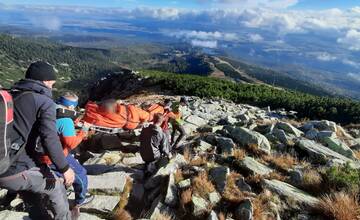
left=25, top=61, right=57, bottom=81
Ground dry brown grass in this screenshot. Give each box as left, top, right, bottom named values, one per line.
left=174, top=169, right=184, bottom=184
left=222, top=172, right=252, bottom=203
left=265, top=172, right=287, bottom=182
left=151, top=213, right=173, bottom=220
left=246, top=174, right=264, bottom=186
left=192, top=172, right=216, bottom=198
left=180, top=188, right=192, bottom=209
left=317, top=192, right=360, bottom=220
left=113, top=209, right=132, bottom=220
left=253, top=191, right=278, bottom=220
left=355, top=150, right=360, bottom=160
left=183, top=147, right=191, bottom=162
left=190, top=156, right=207, bottom=166
left=233, top=148, right=246, bottom=161
left=115, top=178, right=133, bottom=211
left=301, top=169, right=323, bottom=193
left=247, top=144, right=267, bottom=157
left=263, top=154, right=298, bottom=171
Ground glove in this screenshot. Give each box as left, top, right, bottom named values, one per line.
left=39, top=165, right=57, bottom=191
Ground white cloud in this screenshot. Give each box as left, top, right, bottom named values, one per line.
left=197, top=0, right=299, bottom=9
left=248, top=33, right=263, bottom=42
left=316, top=52, right=337, bottom=61
left=342, top=59, right=359, bottom=68
left=166, top=30, right=237, bottom=41
left=28, top=16, right=62, bottom=31
left=347, top=73, right=360, bottom=81
left=337, top=29, right=360, bottom=50
left=191, top=39, right=218, bottom=48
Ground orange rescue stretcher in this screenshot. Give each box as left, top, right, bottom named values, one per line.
left=81, top=101, right=156, bottom=134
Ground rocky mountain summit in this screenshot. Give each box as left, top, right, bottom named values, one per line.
left=1, top=95, right=360, bottom=220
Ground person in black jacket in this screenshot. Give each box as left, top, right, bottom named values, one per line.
left=0, top=61, right=75, bottom=220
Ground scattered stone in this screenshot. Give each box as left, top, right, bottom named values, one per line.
left=276, top=122, right=303, bottom=137
left=0, top=211, right=30, bottom=220
left=272, top=129, right=294, bottom=145
left=216, top=137, right=235, bottom=155
left=209, top=191, right=221, bottom=205
left=88, top=172, right=128, bottom=194
left=198, top=140, right=213, bottom=152
left=321, top=137, right=356, bottom=159
left=289, top=169, right=303, bottom=184
left=165, top=173, right=178, bottom=207
left=235, top=198, right=253, bottom=220
left=185, top=115, right=208, bottom=127
left=149, top=196, right=175, bottom=220
left=263, top=179, right=319, bottom=208
left=84, top=151, right=122, bottom=166
left=209, top=166, right=230, bottom=193
left=145, top=154, right=187, bottom=189
left=192, top=195, right=209, bottom=217
left=230, top=127, right=271, bottom=155
left=317, top=130, right=336, bottom=139
left=79, top=213, right=104, bottom=220
left=238, top=157, right=273, bottom=176
left=81, top=195, right=119, bottom=214
left=10, top=198, right=23, bottom=209
left=296, top=139, right=355, bottom=164
left=122, top=153, right=145, bottom=166
left=178, top=179, right=191, bottom=189
left=236, top=176, right=252, bottom=192
left=305, top=129, right=318, bottom=140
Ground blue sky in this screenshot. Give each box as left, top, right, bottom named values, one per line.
left=1, top=0, right=360, bottom=10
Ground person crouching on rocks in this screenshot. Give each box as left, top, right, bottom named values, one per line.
left=39, top=92, right=94, bottom=219
left=140, top=113, right=171, bottom=175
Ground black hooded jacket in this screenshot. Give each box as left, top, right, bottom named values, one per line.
left=1, top=79, right=69, bottom=176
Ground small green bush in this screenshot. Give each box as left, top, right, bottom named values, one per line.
left=325, top=163, right=360, bottom=192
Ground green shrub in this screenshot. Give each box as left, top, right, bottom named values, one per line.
left=325, top=163, right=360, bottom=192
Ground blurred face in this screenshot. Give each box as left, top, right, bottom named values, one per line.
left=43, top=80, right=56, bottom=89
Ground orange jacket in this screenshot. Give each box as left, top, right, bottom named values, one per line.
left=82, top=102, right=150, bottom=130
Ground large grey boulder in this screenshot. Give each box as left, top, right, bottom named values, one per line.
left=230, top=127, right=271, bottom=154
left=216, top=137, right=236, bottom=155
left=272, top=129, right=295, bottom=145
left=236, top=177, right=252, bottom=192
left=322, top=137, right=356, bottom=159
left=296, top=139, right=355, bottom=164
left=185, top=115, right=208, bottom=127
left=145, top=154, right=187, bottom=189
left=0, top=211, right=31, bottom=220
left=164, top=173, right=179, bottom=207
left=276, top=122, right=303, bottom=137
left=238, top=157, right=273, bottom=176
left=122, top=153, right=145, bottom=166
left=88, top=172, right=128, bottom=194
left=209, top=166, right=230, bottom=193
left=192, top=195, right=209, bottom=217
left=263, top=179, right=319, bottom=208
left=198, top=140, right=213, bottom=152
left=81, top=195, right=119, bottom=214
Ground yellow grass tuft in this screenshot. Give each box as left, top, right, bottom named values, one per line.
left=113, top=209, right=132, bottom=220
left=317, top=192, right=360, bottom=220
left=233, top=149, right=246, bottom=161
left=301, top=169, right=323, bottom=193
left=222, top=172, right=252, bottom=203
left=190, top=156, right=207, bottom=166
left=263, top=154, right=298, bottom=171
left=174, top=169, right=184, bottom=184
left=183, top=147, right=191, bottom=162
left=192, top=172, right=215, bottom=198
left=180, top=188, right=192, bottom=210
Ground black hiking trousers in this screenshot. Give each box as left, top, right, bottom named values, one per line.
left=171, top=121, right=186, bottom=149
left=0, top=167, right=71, bottom=220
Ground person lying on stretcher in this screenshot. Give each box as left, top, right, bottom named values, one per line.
left=82, top=99, right=151, bottom=130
